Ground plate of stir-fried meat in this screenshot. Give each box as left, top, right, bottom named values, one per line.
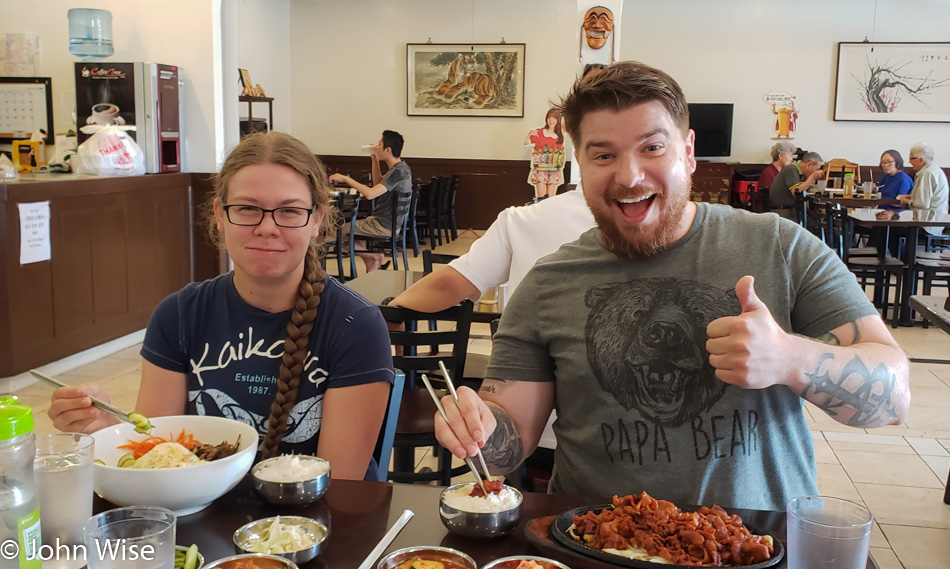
left=550, top=492, right=783, bottom=568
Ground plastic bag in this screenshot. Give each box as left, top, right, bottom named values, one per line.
left=75, top=125, right=145, bottom=176
left=0, top=153, right=18, bottom=181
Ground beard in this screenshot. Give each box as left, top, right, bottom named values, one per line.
left=589, top=170, right=693, bottom=261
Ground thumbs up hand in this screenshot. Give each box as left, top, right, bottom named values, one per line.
left=706, top=276, right=794, bottom=390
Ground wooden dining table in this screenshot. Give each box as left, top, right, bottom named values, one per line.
left=345, top=269, right=504, bottom=324
left=848, top=210, right=950, bottom=326
left=908, top=294, right=950, bottom=505
left=100, top=478, right=881, bottom=569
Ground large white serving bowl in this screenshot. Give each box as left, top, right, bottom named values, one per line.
left=92, top=415, right=258, bottom=516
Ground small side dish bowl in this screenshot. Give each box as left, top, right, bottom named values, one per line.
left=482, top=556, right=572, bottom=569
left=175, top=545, right=205, bottom=569
left=251, top=455, right=331, bottom=506
left=376, top=546, right=477, bottom=569
left=439, top=482, right=523, bottom=538
left=233, top=515, right=328, bottom=565
left=203, top=553, right=298, bottom=569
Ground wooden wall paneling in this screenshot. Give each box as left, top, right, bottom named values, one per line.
left=190, top=173, right=224, bottom=283
left=92, top=202, right=130, bottom=323
left=0, top=173, right=192, bottom=377
left=51, top=207, right=95, bottom=338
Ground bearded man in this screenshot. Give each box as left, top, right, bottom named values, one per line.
left=433, top=61, right=910, bottom=511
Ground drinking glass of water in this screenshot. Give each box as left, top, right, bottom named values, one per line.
left=786, top=496, right=872, bottom=569
left=34, top=433, right=95, bottom=547
left=83, top=506, right=176, bottom=569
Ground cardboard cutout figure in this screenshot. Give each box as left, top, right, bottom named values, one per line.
left=762, top=90, right=799, bottom=140
left=523, top=108, right=566, bottom=199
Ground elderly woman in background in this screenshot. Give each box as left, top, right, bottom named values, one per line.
left=874, top=149, right=914, bottom=217
left=758, top=140, right=796, bottom=191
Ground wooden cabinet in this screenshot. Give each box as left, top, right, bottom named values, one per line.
left=0, top=173, right=193, bottom=376
left=691, top=162, right=733, bottom=205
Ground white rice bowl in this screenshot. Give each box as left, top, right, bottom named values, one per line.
left=92, top=415, right=258, bottom=516
left=440, top=482, right=522, bottom=513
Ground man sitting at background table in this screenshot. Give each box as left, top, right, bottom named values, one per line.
left=897, top=142, right=949, bottom=236
left=767, top=151, right=824, bottom=221
left=433, top=61, right=910, bottom=511
left=329, top=130, right=412, bottom=272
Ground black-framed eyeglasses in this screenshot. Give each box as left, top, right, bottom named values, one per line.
left=222, top=204, right=316, bottom=228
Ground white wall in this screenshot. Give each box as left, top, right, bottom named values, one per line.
left=2, top=0, right=225, bottom=172
left=289, top=0, right=582, bottom=162
left=234, top=0, right=293, bottom=134
left=289, top=0, right=950, bottom=167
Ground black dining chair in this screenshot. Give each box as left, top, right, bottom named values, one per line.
left=414, top=177, right=440, bottom=249
left=363, top=190, right=411, bottom=270
left=379, top=301, right=474, bottom=485
left=421, top=249, right=490, bottom=391
left=324, top=192, right=361, bottom=282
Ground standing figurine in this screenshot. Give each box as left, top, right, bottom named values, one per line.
left=523, top=108, right=565, bottom=200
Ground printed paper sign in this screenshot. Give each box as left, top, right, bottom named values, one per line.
left=18, top=201, right=51, bottom=264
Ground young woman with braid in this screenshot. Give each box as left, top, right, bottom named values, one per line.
left=48, top=132, right=394, bottom=480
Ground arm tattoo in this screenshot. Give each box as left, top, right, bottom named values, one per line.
left=481, top=406, right=524, bottom=472
left=815, top=333, right=840, bottom=345
left=479, top=384, right=498, bottom=394
left=815, top=321, right=861, bottom=347
left=803, top=353, right=899, bottom=427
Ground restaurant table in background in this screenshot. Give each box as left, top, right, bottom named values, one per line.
left=908, top=295, right=950, bottom=505
left=345, top=269, right=504, bottom=323
left=849, top=210, right=950, bottom=326
left=94, top=478, right=880, bottom=569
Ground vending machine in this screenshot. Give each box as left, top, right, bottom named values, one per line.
left=75, top=62, right=182, bottom=173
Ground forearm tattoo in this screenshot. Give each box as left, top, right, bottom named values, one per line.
left=803, top=353, right=900, bottom=427
left=481, top=405, right=524, bottom=472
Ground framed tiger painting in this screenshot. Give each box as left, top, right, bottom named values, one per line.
left=406, top=43, right=526, bottom=117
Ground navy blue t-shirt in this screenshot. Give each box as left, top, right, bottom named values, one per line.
left=141, top=273, right=394, bottom=459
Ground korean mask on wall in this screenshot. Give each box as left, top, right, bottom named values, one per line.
left=583, top=6, right=614, bottom=50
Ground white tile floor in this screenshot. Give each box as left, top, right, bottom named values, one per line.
left=3, top=229, right=949, bottom=569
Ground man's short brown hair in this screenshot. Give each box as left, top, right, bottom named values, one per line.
left=558, top=61, right=689, bottom=149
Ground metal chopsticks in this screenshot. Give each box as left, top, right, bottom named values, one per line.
left=437, top=360, right=494, bottom=482
left=420, top=373, right=490, bottom=497
left=29, top=369, right=142, bottom=429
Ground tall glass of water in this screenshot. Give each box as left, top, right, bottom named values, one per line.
left=34, top=433, right=95, bottom=546
left=787, top=496, right=873, bottom=569
left=83, top=506, right=176, bottom=569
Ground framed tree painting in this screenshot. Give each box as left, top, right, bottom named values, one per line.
left=407, top=43, right=525, bottom=117
left=834, top=42, right=950, bottom=122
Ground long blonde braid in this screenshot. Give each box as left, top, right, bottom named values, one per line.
left=260, top=243, right=325, bottom=459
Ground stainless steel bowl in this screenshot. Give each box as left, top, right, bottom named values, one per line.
left=438, top=482, right=523, bottom=538
left=376, top=546, right=476, bottom=569
left=482, top=556, right=572, bottom=569
left=233, top=515, right=328, bottom=565
left=251, top=456, right=331, bottom=506
left=203, top=553, right=298, bottom=569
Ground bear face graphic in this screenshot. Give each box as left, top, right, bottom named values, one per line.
left=585, top=277, right=740, bottom=427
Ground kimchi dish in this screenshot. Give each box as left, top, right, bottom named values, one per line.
left=569, top=492, right=774, bottom=567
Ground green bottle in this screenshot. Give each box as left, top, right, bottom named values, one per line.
left=0, top=397, right=42, bottom=568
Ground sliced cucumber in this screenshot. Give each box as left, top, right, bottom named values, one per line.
left=129, top=412, right=153, bottom=435
left=117, top=453, right=136, bottom=468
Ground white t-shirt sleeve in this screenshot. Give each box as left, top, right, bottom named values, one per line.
left=448, top=210, right=514, bottom=295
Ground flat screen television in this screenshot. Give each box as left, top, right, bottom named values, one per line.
left=688, top=103, right=733, bottom=158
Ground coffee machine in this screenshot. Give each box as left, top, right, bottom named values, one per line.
left=75, top=62, right=182, bottom=173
